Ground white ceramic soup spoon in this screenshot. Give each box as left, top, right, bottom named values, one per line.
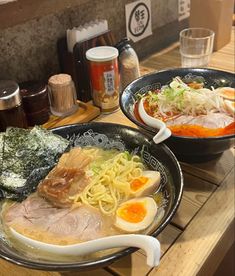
left=10, top=228, right=161, bottom=267
left=138, top=98, right=171, bottom=144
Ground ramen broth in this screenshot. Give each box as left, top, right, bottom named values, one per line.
left=0, top=200, right=166, bottom=262
left=135, top=77, right=235, bottom=137
left=0, top=146, right=169, bottom=261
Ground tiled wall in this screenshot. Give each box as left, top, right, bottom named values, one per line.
left=0, top=0, right=186, bottom=83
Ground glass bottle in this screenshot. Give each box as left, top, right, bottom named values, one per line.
left=116, top=38, right=140, bottom=91
left=86, top=46, right=120, bottom=113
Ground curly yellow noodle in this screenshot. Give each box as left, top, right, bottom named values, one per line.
left=73, top=150, right=144, bottom=214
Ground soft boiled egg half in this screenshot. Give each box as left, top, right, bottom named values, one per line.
left=216, top=87, right=235, bottom=101
left=224, top=99, right=235, bottom=115
left=114, top=197, right=158, bottom=232
left=130, top=171, right=161, bottom=197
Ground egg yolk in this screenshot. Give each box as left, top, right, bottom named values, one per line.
left=117, top=202, right=147, bottom=223
left=130, top=176, right=149, bottom=191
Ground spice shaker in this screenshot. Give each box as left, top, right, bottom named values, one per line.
left=48, top=74, right=78, bottom=117
left=0, top=80, right=27, bottom=132
left=115, top=38, right=140, bottom=91
left=86, top=46, right=120, bottom=113
left=20, top=81, right=50, bottom=126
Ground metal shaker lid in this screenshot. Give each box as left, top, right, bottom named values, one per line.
left=19, top=80, right=47, bottom=98
left=0, top=80, right=21, bottom=110
left=115, top=37, right=132, bottom=54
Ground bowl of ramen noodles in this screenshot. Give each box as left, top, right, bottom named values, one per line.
left=120, top=68, right=235, bottom=162
left=0, top=123, right=183, bottom=271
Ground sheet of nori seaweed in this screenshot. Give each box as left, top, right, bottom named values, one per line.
left=0, top=126, right=69, bottom=200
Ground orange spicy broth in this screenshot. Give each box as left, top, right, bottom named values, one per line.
left=168, top=122, right=235, bottom=137
left=134, top=101, right=235, bottom=138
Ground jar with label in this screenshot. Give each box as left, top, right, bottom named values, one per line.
left=86, top=46, right=120, bottom=113
left=116, top=38, right=140, bottom=91
left=0, top=80, right=27, bottom=132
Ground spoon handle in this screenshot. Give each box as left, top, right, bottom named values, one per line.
left=153, top=128, right=171, bottom=144
left=78, top=234, right=161, bottom=267
left=138, top=99, right=171, bottom=144
left=11, top=227, right=160, bottom=267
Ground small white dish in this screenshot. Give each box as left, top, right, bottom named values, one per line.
left=10, top=228, right=161, bottom=267
left=138, top=98, right=171, bottom=144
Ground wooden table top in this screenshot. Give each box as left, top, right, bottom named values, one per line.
left=0, top=29, right=234, bottom=276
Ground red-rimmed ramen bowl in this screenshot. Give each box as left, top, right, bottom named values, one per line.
left=120, top=68, right=235, bottom=163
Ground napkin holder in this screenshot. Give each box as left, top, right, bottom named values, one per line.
left=57, top=30, right=116, bottom=102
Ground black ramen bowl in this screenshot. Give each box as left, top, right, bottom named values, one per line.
left=0, top=122, right=183, bottom=271
left=120, top=68, right=235, bottom=163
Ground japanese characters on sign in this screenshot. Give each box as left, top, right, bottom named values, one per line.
left=125, top=0, right=152, bottom=42
left=178, top=0, right=190, bottom=21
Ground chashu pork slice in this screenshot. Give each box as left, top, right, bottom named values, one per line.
left=4, top=195, right=110, bottom=245
left=57, top=147, right=92, bottom=170
left=37, top=147, right=92, bottom=208
left=37, top=166, right=89, bottom=208
left=166, top=113, right=234, bottom=129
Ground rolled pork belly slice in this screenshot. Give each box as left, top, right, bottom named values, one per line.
left=4, top=194, right=112, bottom=245
left=166, top=113, right=234, bottom=129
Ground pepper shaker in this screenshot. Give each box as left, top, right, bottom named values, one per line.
left=0, top=80, right=27, bottom=132
left=116, top=38, right=140, bottom=91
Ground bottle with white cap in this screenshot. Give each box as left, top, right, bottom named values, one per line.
left=86, top=46, right=120, bottom=113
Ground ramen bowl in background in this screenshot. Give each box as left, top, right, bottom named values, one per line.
left=119, top=68, right=235, bottom=163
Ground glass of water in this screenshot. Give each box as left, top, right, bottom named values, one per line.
left=179, top=28, right=215, bottom=68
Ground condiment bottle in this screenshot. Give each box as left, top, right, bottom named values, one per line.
left=115, top=38, right=140, bottom=91
left=48, top=74, right=78, bottom=117
left=86, top=46, right=120, bottom=113
left=0, top=80, right=27, bottom=132
left=20, top=81, right=50, bottom=126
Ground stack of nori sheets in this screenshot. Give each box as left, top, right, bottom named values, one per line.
left=0, top=126, right=69, bottom=201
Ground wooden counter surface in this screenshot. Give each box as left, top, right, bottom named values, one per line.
left=0, top=29, right=234, bottom=276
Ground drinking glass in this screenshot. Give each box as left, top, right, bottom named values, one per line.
left=179, top=28, right=215, bottom=68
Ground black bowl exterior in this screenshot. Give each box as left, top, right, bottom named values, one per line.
left=120, top=68, right=235, bottom=162
left=0, top=122, right=183, bottom=271
left=166, top=135, right=235, bottom=162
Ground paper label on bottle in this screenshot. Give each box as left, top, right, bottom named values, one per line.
left=104, top=70, right=115, bottom=95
